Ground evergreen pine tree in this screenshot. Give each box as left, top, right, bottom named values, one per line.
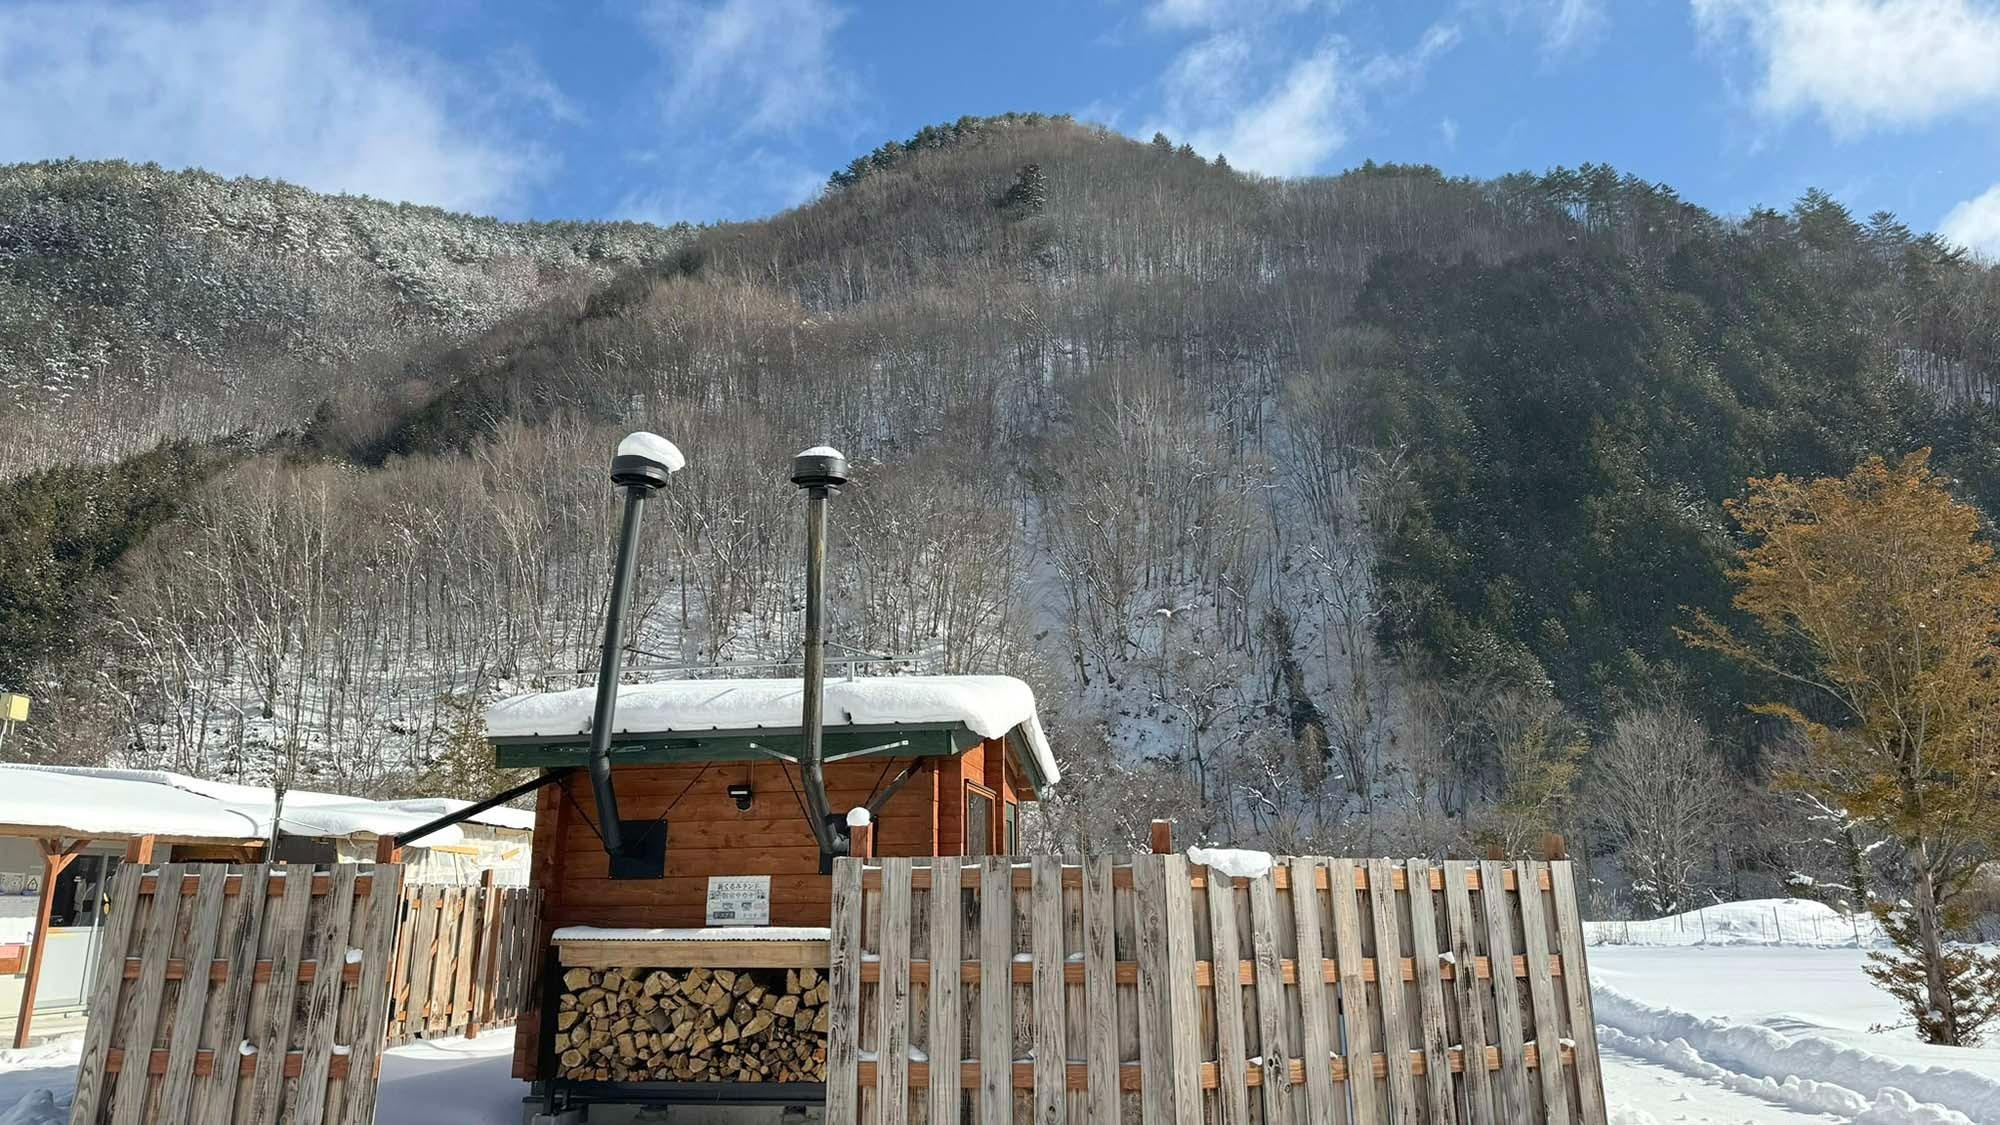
left=414, top=695, right=527, bottom=799
left=1151, top=132, right=1174, bottom=153
left=1866, top=903, right=2000, bottom=1045
left=999, top=163, right=1048, bottom=218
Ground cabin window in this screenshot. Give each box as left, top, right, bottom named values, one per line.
left=964, top=783, right=996, bottom=856
left=1005, top=802, right=1019, bottom=855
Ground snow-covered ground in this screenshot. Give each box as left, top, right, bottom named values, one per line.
left=6, top=901, right=2000, bottom=1123
left=1591, top=905, right=2000, bottom=1124
left=1588, top=897, right=1885, bottom=948
left=0, top=1033, right=525, bottom=1125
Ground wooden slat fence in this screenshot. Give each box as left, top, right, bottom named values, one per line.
left=827, top=855, right=1608, bottom=1124
left=69, top=863, right=405, bottom=1125
left=384, top=873, right=541, bottom=1046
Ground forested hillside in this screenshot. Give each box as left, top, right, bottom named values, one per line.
left=0, top=159, right=689, bottom=472
left=6, top=116, right=2000, bottom=917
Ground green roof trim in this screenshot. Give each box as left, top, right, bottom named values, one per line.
left=491, top=724, right=975, bottom=769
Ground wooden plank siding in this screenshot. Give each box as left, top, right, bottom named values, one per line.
left=514, top=739, right=1040, bottom=1082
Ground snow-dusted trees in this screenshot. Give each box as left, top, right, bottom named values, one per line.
left=1587, top=705, right=1733, bottom=917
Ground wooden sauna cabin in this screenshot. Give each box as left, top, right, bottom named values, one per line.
left=481, top=673, right=1058, bottom=1111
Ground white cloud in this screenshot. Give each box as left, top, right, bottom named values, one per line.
left=1174, top=45, right=1351, bottom=176
left=1143, top=14, right=1463, bottom=177
left=492, top=44, right=583, bottom=126
left=1535, top=0, right=1606, bottom=53
left=1693, top=0, right=2000, bottom=134
left=619, top=148, right=825, bottom=226
left=1144, top=0, right=1319, bottom=31
left=1161, top=32, right=1255, bottom=111
left=1360, top=20, right=1464, bottom=85
left=621, top=0, right=856, bottom=222
left=1941, top=183, right=2000, bottom=256
left=0, top=0, right=541, bottom=213
left=642, top=0, right=855, bottom=136
left=1440, top=116, right=1461, bottom=150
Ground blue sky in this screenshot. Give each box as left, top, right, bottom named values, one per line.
left=2, top=0, right=1998, bottom=252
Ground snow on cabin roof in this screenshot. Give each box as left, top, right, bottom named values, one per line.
left=484, top=674, right=1060, bottom=786
left=0, top=764, right=536, bottom=844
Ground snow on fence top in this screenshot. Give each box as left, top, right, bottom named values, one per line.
left=0, top=764, right=533, bottom=844
left=484, top=674, right=1060, bottom=785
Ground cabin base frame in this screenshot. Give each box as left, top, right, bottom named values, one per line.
left=523, top=1080, right=826, bottom=1124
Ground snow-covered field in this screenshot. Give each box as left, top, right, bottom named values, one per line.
left=1588, top=897, right=1885, bottom=949
left=5, top=900, right=1998, bottom=1123
left=1592, top=901, right=2000, bottom=1124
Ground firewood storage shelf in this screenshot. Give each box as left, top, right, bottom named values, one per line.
left=554, top=927, right=832, bottom=971
left=542, top=927, right=834, bottom=1108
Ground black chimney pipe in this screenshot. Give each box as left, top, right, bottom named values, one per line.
left=586, top=432, right=684, bottom=858
left=791, top=446, right=849, bottom=859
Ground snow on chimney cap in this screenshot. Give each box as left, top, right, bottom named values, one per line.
left=617, top=432, right=686, bottom=473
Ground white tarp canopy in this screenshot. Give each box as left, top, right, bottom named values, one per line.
left=484, top=674, right=1059, bottom=785
left=0, top=764, right=535, bottom=845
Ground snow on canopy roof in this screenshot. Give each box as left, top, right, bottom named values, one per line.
left=373, top=798, right=537, bottom=832
left=484, top=674, right=1060, bottom=786
left=0, top=766, right=261, bottom=840
left=0, top=765, right=534, bottom=843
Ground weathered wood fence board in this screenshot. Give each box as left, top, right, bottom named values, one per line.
left=384, top=875, right=541, bottom=1046
left=829, top=855, right=1607, bottom=1124
left=69, top=863, right=407, bottom=1125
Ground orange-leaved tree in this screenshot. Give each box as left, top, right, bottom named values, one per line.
left=1684, top=450, right=2000, bottom=1046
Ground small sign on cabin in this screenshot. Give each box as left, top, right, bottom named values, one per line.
left=705, top=874, right=771, bottom=926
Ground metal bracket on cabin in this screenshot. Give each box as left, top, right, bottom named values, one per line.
left=386, top=768, right=573, bottom=852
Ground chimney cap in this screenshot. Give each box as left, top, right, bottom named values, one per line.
left=791, top=445, right=848, bottom=490
left=612, top=432, right=685, bottom=490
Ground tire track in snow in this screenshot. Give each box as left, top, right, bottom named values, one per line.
left=1594, top=984, right=1994, bottom=1124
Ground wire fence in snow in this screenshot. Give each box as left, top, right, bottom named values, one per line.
left=1584, top=902, right=1883, bottom=948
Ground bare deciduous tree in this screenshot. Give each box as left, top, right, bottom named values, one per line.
left=1588, top=704, right=1733, bottom=917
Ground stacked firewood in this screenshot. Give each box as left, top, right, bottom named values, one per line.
left=553, top=965, right=831, bottom=1083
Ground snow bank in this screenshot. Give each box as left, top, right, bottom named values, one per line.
left=1594, top=983, right=2000, bottom=1122
left=0, top=1090, right=63, bottom=1125
left=1587, top=897, right=1885, bottom=948
left=551, top=925, right=831, bottom=942
left=0, top=1039, right=81, bottom=1125
left=1187, top=846, right=1274, bottom=879
left=485, top=674, right=1059, bottom=784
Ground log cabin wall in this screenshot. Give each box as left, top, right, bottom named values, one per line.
left=515, top=737, right=1030, bottom=1080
